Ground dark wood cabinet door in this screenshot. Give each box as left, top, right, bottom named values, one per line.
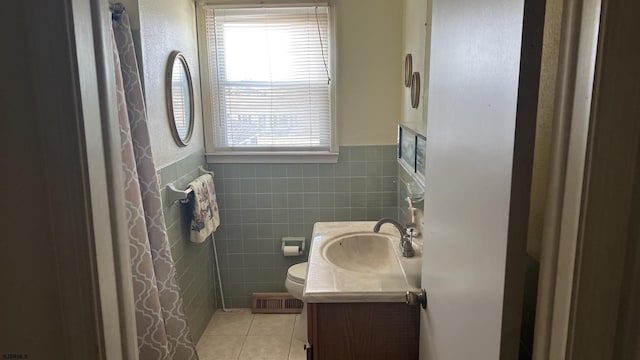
left=308, top=302, right=419, bottom=360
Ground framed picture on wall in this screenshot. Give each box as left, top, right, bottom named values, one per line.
left=398, top=125, right=416, bottom=174
left=398, top=125, right=426, bottom=187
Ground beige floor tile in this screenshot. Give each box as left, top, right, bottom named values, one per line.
left=202, top=309, right=255, bottom=336
left=292, top=314, right=307, bottom=343
left=197, top=336, right=245, bottom=360
left=238, top=336, right=292, bottom=360
left=288, top=339, right=307, bottom=360
left=248, top=314, right=295, bottom=336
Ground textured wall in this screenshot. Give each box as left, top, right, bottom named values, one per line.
left=131, top=0, right=403, bottom=151
left=208, top=145, right=398, bottom=307
left=138, top=0, right=204, bottom=168
left=336, top=0, right=403, bottom=146
left=527, top=0, right=564, bottom=260
left=158, top=151, right=217, bottom=342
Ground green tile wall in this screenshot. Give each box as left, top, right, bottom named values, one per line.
left=158, top=151, right=217, bottom=343
left=208, top=145, right=398, bottom=308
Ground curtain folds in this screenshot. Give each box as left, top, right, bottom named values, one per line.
left=111, top=10, right=198, bottom=360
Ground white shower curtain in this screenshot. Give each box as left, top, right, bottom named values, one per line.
left=111, top=6, right=198, bottom=360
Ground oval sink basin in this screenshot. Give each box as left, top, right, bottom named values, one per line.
left=321, top=233, right=398, bottom=274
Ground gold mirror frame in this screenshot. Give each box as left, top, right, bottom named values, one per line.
left=410, top=72, right=421, bottom=108
left=404, top=54, right=413, bottom=87
left=166, top=51, right=195, bottom=147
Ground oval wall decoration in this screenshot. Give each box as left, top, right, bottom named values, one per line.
left=404, top=54, right=413, bottom=88
left=410, top=72, right=421, bottom=109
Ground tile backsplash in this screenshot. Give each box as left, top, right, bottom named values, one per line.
left=158, top=151, right=217, bottom=342
left=208, top=145, right=398, bottom=307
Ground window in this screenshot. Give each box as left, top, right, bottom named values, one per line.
left=199, top=3, right=336, bottom=162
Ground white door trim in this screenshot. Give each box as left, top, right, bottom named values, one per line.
left=534, top=0, right=640, bottom=357
left=532, top=0, right=601, bottom=357
left=77, top=0, right=139, bottom=358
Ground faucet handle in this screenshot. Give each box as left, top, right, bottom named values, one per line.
left=399, top=226, right=416, bottom=258
left=404, top=226, right=418, bottom=238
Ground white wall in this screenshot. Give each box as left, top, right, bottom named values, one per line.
left=137, top=0, right=204, bottom=168
left=336, top=0, right=403, bottom=146
left=400, top=0, right=429, bottom=135
left=132, top=0, right=402, bottom=154
left=119, top=0, right=404, bottom=291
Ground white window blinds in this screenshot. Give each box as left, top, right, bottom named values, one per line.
left=204, top=5, right=333, bottom=152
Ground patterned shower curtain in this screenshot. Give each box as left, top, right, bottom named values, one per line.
left=111, top=6, right=198, bottom=360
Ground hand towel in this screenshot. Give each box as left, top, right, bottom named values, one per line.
left=188, top=174, right=220, bottom=243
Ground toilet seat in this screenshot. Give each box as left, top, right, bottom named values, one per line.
left=287, top=262, right=308, bottom=284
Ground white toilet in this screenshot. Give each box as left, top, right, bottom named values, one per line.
left=285, top=262, right=308, bottom=342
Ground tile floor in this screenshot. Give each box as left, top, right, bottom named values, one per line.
left=197, top=309, right=306, bottom=360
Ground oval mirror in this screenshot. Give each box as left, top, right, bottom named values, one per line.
left=410, top=71, right=421, bottom=109
left=166, top=51, right=194, bottom=146
left=404, top=54, right=413, bottom=88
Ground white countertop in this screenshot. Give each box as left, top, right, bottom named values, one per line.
left=303, top=221, right=422, bottom=303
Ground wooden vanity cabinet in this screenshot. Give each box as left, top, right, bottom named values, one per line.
left=306, top=302, right=419, bottom=360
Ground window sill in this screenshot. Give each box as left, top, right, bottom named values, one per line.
left=205, top=151, right=339, bottom=164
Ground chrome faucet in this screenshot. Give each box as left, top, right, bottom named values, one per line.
left=373, top=218, right=415, bottom=258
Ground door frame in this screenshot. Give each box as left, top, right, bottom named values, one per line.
left=70, top=0, right=139, bottom=357
left=534, top=0, right=640, bottom=358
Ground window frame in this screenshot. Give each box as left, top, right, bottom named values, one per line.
left=197, top=0, right=338, bottom=163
